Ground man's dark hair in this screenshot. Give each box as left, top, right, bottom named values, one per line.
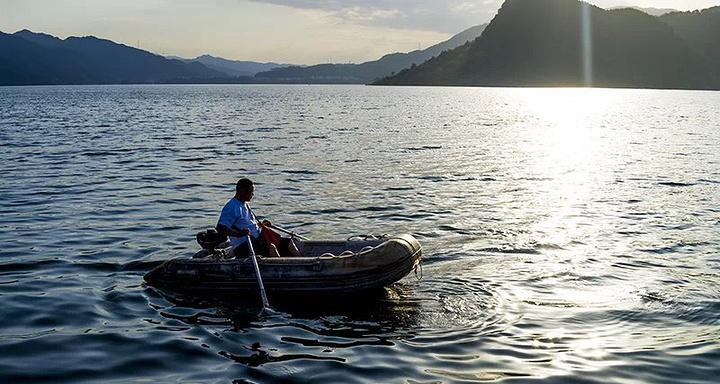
left=236, top=178, right=254, bottom=193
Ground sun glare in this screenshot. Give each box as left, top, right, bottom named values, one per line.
left=581, top=2, right=594, bottom=87
left=509, top=87, right=618, bottom=250
left=520, top=88, right=612, bottom=165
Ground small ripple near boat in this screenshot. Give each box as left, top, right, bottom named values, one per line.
left=144, top=234, right=422, bottom=295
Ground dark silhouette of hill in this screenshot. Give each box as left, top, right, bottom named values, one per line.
left=170, top=54, right=291, bottom=77
left=255, top=23, right=487, bottom=84
left=376, top=0, right=719, bottom=90
left=1, top=30, right=223, bottom=85
left=660, top=6, right=720, bottom=64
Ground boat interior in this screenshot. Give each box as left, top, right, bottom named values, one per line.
left=193, top=237, right=386, bottom=260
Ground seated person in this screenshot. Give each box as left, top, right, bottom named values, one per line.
left=216, top=178, right=300, bottom=258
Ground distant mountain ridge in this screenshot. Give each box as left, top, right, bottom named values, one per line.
left=1, top=30, right=223, bottom=85
left=0, top=26, right=487, bottom=85
left=609, top=6, right=678, bottom=16
left=170, top=54, right=292, bottom=77
left=3, top=3, right=719, bottom=89
left=255, top=23, right=488, bottom=83
left=376, top=0, right=720, bottom=90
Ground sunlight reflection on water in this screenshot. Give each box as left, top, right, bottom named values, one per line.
left=0, top=85, right=718, bottom=383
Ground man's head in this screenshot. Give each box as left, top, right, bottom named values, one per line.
left=235, top=178, right=255, bottom=202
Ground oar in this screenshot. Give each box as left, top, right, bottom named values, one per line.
left=269, top=224, right=309, bottom=241
left=246, top=235, right=270, bottom=311
left=248, top=205, right=309, bottom=241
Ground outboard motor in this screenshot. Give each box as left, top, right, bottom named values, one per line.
left=196, top=229, right=228, bottom=250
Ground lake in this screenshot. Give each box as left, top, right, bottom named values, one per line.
left=1, top=85, right=719, bottom=383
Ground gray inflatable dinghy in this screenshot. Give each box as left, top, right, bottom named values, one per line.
left=144, top=234, right=422, bottom=295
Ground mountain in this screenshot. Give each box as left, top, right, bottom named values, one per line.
left=170, top=54, right=290, bottom=77
left=376, top=0, right=719, bottom=90
left=1, top=30, right=223, bottom=85
left=254, top=23, right=488, bottom=84
left=610, top=6, right=678, bottom=16
left=660, top=6, right=720, bottom=64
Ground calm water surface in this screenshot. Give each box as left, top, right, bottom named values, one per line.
left=1, top=85, right=719, bottom=383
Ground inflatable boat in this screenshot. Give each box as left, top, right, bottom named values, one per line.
left=143, top=234, right=422, bottom=296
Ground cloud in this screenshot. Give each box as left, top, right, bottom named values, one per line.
left=249, top=0, right=503, bottom=32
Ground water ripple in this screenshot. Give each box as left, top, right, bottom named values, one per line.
left=1, top=85, right=719, bottom=383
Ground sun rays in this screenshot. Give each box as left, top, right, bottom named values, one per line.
left=581, top=2, right=594, bottom=87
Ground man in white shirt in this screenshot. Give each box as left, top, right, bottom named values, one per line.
left=216, top=178, right=300, bottom=258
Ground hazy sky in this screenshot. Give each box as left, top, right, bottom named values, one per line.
left=1, top=0, right=718, bottom=64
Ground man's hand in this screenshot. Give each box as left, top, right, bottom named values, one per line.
left=238, top=228, right=251, bottom=236
left=261, top=219, right=272, bottom=227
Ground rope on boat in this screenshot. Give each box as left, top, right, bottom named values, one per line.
left=320, top=246, right=374, bottom=258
